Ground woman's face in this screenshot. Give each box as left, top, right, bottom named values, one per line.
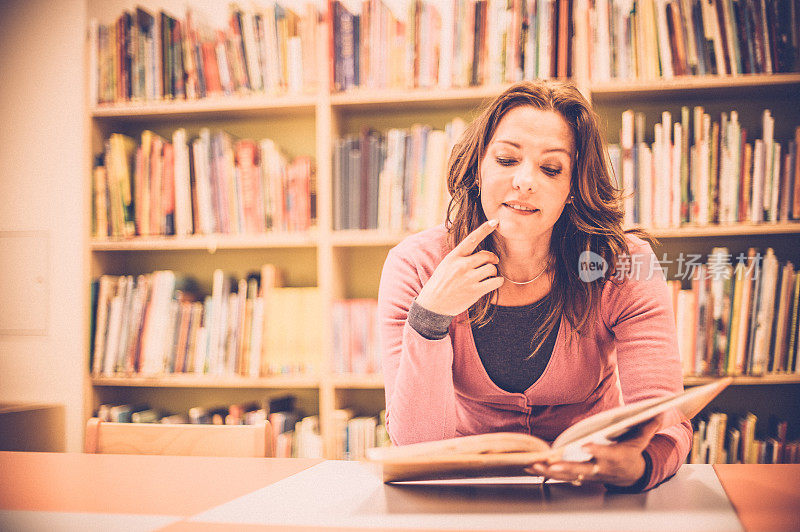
left=479, top=106, right=575, bottom=244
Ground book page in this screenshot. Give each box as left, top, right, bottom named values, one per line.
left=366, top=431, right=550, bottom=462
left=377, top=450, right=555, bottom=482
left=552, top=378, right=732, bottom=455
left=551, top=395, right=673, bottom=449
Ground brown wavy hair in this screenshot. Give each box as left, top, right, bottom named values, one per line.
left=445, top=80, right=650, bottom=354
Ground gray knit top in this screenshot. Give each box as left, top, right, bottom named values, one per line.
left=407, top=299, right=560, bottom=393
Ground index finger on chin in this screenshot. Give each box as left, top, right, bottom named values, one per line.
left=453, top=219, right=498, bottom=256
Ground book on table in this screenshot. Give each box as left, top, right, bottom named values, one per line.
left=365, top=377, right=732, bottom=482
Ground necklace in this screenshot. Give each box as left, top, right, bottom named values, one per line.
left=501, top=262, right=551, bottom=286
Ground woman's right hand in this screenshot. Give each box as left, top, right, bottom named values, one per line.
left=415, top=219, right=505, bottom=316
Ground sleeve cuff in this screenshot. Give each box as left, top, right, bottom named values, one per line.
left=604, top=450, right=653, bottom=494
left=407, top=300, right=454, bottom=340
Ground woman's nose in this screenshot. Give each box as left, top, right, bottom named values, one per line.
left=511, top=164, right=536, bottom=192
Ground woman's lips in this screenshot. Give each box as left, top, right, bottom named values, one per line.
left=502, top=203, right=540, bottom=215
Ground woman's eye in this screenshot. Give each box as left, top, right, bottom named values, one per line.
left=542, top=166, right=562, bottom=176
left=496, top=157, right=517, bottom=166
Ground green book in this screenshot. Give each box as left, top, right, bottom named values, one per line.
left=786, top=273, right=800, bottom=372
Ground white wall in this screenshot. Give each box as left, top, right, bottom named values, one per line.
left=0, top=0, right=87, bottom=452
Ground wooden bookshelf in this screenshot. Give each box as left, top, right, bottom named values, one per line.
left=684, top=375, right=800, bottom=386
left=327, top=223, right=800, bottom=249
left=85, top=2, right=800, bottom=460
left=331, top=85, right=509, bottom=111
left=330, top=230, right=410, bottom=247
left=92, top=374, right=321, bottom=388
left=91, top=93, right=318, bottom=121
left=279, top=74, right=800, bottom=111
left=645, top=223, right=800, bottom=238
left=590, top=73, right=800, bottom=101
left=90, top=232, right=319, bottom=251
left=89, top=223, right=800, bottom=252
left=93, top=373, right=800, bottom=389
left=327, top=373, right=385, bottom=389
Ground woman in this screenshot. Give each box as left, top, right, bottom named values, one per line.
left=377, top=80, right=691, bottom=491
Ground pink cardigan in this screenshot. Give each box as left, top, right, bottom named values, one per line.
left=378, top=225, right=692, bottom=490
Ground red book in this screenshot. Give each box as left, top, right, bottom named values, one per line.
left=201, top=40, right=223, bottom=95
left=776, top=420, right=788, bottom=463
left=327, top=0, right=335, bottom=90
left=667, top=1, right=688, bottom=76
left=183, top=10, right=200, bottom=99
left=149, top=136, right=164, bottom=235
left=288, top=157, right=312, bottom=231
left=507, top=0, right=522, bottom=81
left=463, top=0, right=475, bottom=86
left=779, top=148, right=792, bottom=221
left=173, top=302, right=192, bottom=373
left=360, top=0, right=370, bottom=88
left=477, top=0, right=488, bottom=84
left=556, top=0, right=573, bottom=78
left=301, top=157, right=312, bottom=231
left=793, top=127, right=800, bottom=219
left=162, top=142, right=175, bottom=235
left=235, top=140, right=265, bottom=233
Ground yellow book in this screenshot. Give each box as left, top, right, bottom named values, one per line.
left=714, top=413, right=728, bottom=464
left=262, top=286, right=323, bottom=375
left=786, top=273, right=800, bottom=372
left=304, top=287, right=323, bottom=373
left=677, top=289, right=697, bottom=376
left=263, top=288, right=281, bottom=374
left=235, top=278, right=248, bottom=375
left=297, top=289, right=310, bottom=373
left=638, top=0, right=660, bottom=79
left=109, top=133, right=136, bottom=237
left=726, top=261, right=746, bottom=375
left=422, top=130, right=448, bottom=230
left=259, top=264, right=282, bottom=375
left=149, top=133, right=168, bottom=235
left=93, top=165, right=108, bottom=238
left=772, top=263, right=796, bottom=372
left=139, top=130, right=153, bottom=236
left=283, top=289, right=297, bottom=372
left=733, top=248, right=757, bottom=374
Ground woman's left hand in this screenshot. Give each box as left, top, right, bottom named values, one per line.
left=525, top=414, right=663, bottom=487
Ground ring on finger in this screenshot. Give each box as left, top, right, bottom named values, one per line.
left=571, top=473, right=584, bottom=486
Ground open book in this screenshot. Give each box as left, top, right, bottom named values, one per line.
left=365, top=377, right=731, bottom=482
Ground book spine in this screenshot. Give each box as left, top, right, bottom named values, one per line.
left=786, top=273, right=800, bottom=373
left=733, top=249, right=756, bottom=374
left=751, top=248, right=778, bottom=375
